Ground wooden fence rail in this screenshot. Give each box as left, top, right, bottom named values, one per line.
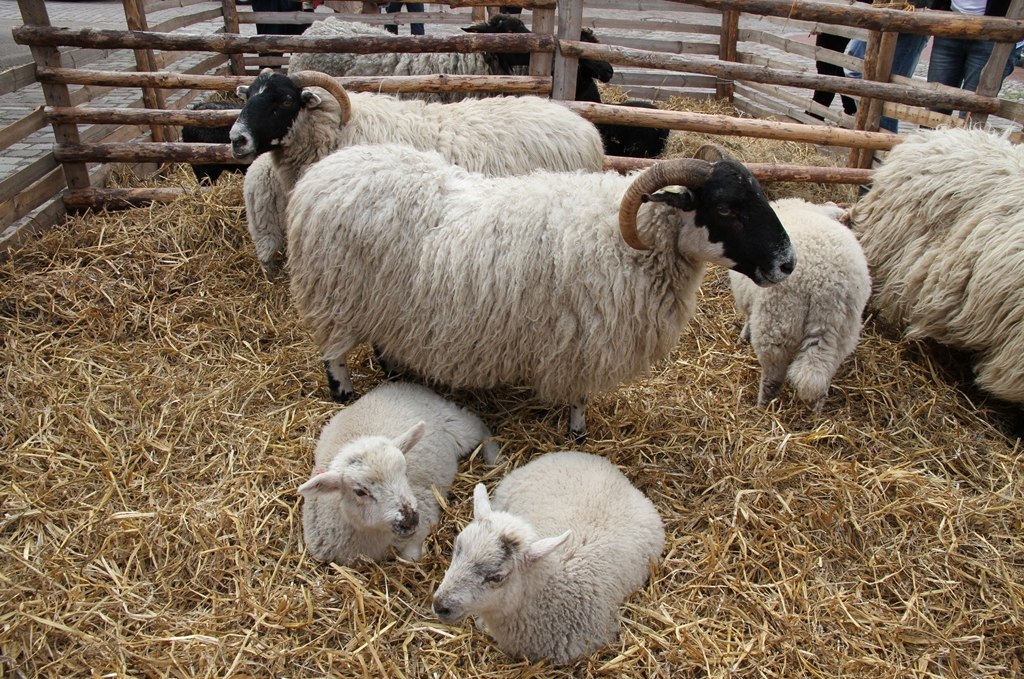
left=6, top=0, right=1024, bottom=244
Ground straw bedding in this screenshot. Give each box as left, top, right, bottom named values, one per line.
left=1, top=155, right=1021, bottom=677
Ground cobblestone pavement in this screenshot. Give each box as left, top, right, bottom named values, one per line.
left=2, top=2, right=1022, bottom=234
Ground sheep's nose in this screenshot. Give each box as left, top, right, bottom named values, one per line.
left=394, top=506, right=418, bottom=536
left=779, top=255, right=796, bottom=276
left=231, top=136, right=250, bottom=154
left=432, top=600, right=452, bottom=619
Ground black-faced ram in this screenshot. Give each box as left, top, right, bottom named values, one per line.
left=285, top=144, right=796, bottom=439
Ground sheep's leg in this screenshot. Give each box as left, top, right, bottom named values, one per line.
left=373, top=346, right=404, bottom=380
left=324, top=357, right=355, bottom=402
left=569, top=399, right=587, bottom=442
left=739, top=321, right=751, bottom=343
left=397, top=537, right=424, bottom=562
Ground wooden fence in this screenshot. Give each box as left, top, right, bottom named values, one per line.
left=2, top=0, right=1024, bottom=253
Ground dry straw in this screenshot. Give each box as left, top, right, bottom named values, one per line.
left=1, top=144, right=1021, bottom=677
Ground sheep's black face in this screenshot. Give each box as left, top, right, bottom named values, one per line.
left=229, top=71, right=303, bottom=161
left=694, top=160, right=796, bottom=286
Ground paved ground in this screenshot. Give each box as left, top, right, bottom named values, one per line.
left=1, top=1, right=1022, bottom=237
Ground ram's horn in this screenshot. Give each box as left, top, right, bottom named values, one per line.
left=289, top=70, right=352, bottom=125
left=618, top=159, right=713, bottom=250
left=693, top=144, right=730, bottom=163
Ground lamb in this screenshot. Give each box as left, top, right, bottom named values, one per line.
left=180, top=100, right=247, bottom=183
left=230, top=68, right=606, bottom=277
left=847, top=126, right=1024, bottom=406
left=298, top=381, right=499, bottom=565
left=729, top=197, right=871, bottom=407
left=285, top=143, right=796, bottom=438
left=431, top=451, right=665, bottom=665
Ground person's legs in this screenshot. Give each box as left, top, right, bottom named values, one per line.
left=407, top=2, right=425, bottom=35
left=927, top=36, right=970, bottom=114
left=879, top=33, right=929, bottom=133
left=960, top=39, right=997, bottom=93
left=384, top=1, right=402, bottom=34
left=812, top=33, right=858, bottom=114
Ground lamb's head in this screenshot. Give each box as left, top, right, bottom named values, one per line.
left=297, top=421, right=426, bottom=537
left=619, top=146, right=796, bottom=287
left=432, top=484, right=570, bottom=624
left=229, top=68, right=351, bottom=162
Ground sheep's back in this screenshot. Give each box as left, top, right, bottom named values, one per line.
left=343, top=94, right=605, bottom=174
left=850, top=128, right=1024, bottom=402
left=288, top=18, right=496, bottom=103
left=492, top=451, right=664, bottom=598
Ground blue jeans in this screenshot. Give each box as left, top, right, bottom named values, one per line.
left=847, top=34, right=930, bottom=132
left=927, top=36, right=1018, bottom=115
left=384, top=2, right=425, bottom=36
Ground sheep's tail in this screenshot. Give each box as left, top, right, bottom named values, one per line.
left=786, top=337, right=836, bottom=405
left=786, top=323, right=852, bottom=405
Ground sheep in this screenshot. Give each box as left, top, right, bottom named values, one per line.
left=242, top=153, right=288, bottom=280
left=287, top=17, right=508, bottom=104
left=298, top=381, right=499, bottom=565
left=230, top=68, right=606, bottom=277
left=460, top=14, right=615, bottom=103
left=729, top=197, right=871, bottom=407
left=462, top=15, right=669, bottom=159
left=180, top=100, right=247, bottom=183
left=285, top=143, right=796, bottom=438
left=431, top=451, right=665, bottom=665
left=847, top=126, right=1024, bottom=406
left=598, top=100, right=671, bottom=160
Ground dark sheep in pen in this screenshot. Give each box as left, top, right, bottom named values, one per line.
left=462, top=14, right=669, bottom=159
left=180, top=101, right=248, bottom=184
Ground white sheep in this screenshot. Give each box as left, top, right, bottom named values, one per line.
left=848, top=127, right=1024, bottom=406
left=286, top=143, right=796, bottom=438
left=242, top=153, right=288, bottom=279
left=288, top=17, right=502, bottom=104
left=298, top=381, right=498, bottom=565
left=431, top=451, right=665, bottom=665
left=729, top=197, right=871, bottom=407
left=230, top=69, right=606, bottom=277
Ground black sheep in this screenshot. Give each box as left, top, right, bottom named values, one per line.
left=181, top=101, right=248, bottom=184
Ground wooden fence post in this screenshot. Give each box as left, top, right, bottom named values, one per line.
left=969, top=0, right=1024, bottom=126
left=221, top=0, right=248, bottom=76
left=16, top=0, right=91, bottom=196
left=848, top=19, right=896, bottom=169
left=551, top=0, right=583, bottom=101
left=717, top=10, right=739, bottom=100
left=530, top=6, right=556, bottom=80
left=124, top=0, right=171, bottom=142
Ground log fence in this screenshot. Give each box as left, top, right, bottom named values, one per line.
left=2, top=0, right=1024, bottom=253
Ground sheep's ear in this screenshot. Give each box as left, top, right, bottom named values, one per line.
left=393, top=421, right=426, bottom=454
left=236, top=85, right=250, bottom=99
left=297, top=471, right=345, bottom=497
left=259, top=67, right=276, bottom=76
left=300, top=89, right=323, bottom=109
left=525, top=530, right=570, bottom=563
left=643, top=187, right=696, bottom=212
left=472, top=483, right=492, bottom=519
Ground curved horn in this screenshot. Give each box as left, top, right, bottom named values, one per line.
left=618, top=159, right=713, bottom=250
left=290, top=71, right=351, bottom=125
left=693, top=144, right=729, bottom=163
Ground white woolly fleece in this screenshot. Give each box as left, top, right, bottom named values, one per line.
left=849, top=127, right=1024, bottom=404
left=730, top=197, right=871, bottom=406
left=300, top=381, right=496, bottom=565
